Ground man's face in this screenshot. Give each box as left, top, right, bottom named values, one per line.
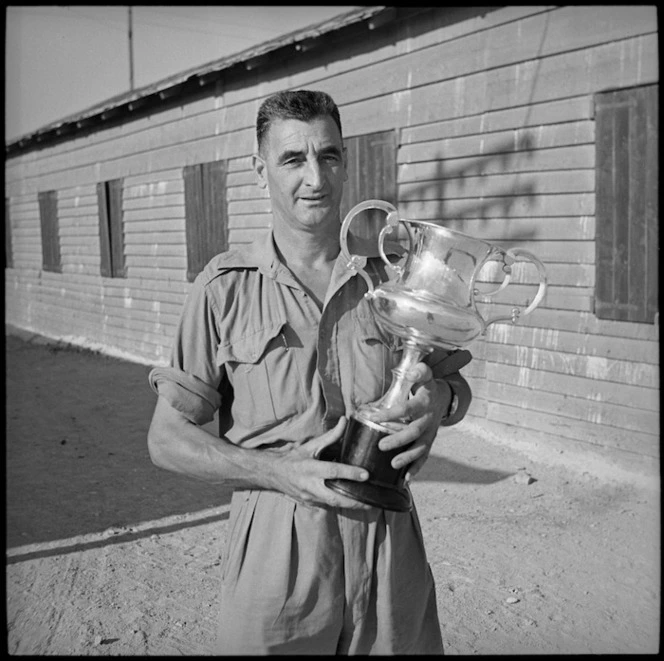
left=254, top=116, right=347, bottom=235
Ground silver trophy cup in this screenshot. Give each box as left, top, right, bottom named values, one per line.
left=325, top=200, right=548, bottom=511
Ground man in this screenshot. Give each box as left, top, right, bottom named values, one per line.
left=147, top=89, right=472, bottom=654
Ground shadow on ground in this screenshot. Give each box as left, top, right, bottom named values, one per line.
left=6, top=510, right=231, bottom=564
left=6, top=334, right=234, bottom=549
left=416, top=454, right=513, bottom=485
left=6, top=331, right=512, bottom=550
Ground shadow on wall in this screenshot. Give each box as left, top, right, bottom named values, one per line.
left=6, top=333, right=234, bottom=549
left=401, top=132, right=540, bottom=243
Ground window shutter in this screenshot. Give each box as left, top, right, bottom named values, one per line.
left=341, top=135, right=362, bottom=221
left=184, top=161, right=229, bottom=282
left=203, top=160, right=228, bottom=258
left=340, top=130, right=397, bottom=240
left=97, top=182, right=113, bottom=277
left=595, top=85, right=658, bottom=323
left=108, top=178, right=126, bottom=277
left=5, top=197, right=13, bottom=269
left=184, top=164, right=204, bottom=282
left=38, top=190, right=61, bottom=273
left=641, top=86, right=659, bottom=323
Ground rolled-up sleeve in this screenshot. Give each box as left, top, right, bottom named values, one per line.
left=149, top=367, right=221, bottom=425
left=148, top=273, right=225, bottom=426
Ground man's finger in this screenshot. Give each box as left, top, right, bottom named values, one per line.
left=324, top=463, right=370, bottom=483
left=391, top=443, right=427, bottom=470
left=378, top=419, right=428, bottom=451
left=405, top=362, right=434, bottom=384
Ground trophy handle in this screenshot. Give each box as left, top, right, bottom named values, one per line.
left=378, top=216, right=415, bottom=279
left=473, top=247, right=548, bottom=329
left=340, top=199, right=400, bottom=294
left=469, top=246, right=513, bottom=299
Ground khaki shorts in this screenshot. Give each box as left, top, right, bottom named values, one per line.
left=214, top=489, right=444, bottom=655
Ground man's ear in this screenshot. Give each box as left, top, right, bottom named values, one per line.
left=253, top=153, right=268, bottom=189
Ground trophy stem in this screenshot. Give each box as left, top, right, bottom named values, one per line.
left=363, top=339, right=431, bottom=423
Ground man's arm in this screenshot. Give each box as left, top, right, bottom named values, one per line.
left=147, top=396, right=373, bottom=510
left=432, top=348, right=472, bottom=426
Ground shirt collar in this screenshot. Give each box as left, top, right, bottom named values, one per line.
left=212, top=226, right=402, bottom=292
left=211, top=229, right=281, bottom=276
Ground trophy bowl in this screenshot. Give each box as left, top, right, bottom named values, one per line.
left=324, top=200, right=548, bottom=512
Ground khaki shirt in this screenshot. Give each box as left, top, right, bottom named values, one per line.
left=149, top=230, right=471, bottom=449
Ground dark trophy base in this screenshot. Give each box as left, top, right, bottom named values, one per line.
left=324, top=415, right=413, bottom=512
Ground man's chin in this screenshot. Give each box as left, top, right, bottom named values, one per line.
left=299, top=208, right=336, bottom=227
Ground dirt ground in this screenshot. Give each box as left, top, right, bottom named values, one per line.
left=5, top=327, right=661, bottom=655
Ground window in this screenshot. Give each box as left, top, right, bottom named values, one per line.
left=38, top=190, right=61, bottom=273
left=97, top=178, right=126, bottom=278
left=183, top=160, right=228, bottom=282
left=5, top=197, right=13, bottom=269
left=340, top=129, right=397, bottom=240
left=595, top=84, right=658, bottom=323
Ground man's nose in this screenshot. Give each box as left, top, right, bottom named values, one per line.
left=303, top=159, right=324, bottom=188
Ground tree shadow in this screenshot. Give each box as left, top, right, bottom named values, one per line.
left=401, top=132, right=540, bottom=242
left=342, top=132, right=542, bottom=258
left=415, top=454, right=513, bottom=485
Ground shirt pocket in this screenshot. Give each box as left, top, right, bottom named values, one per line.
left=216, top=322, right=304, bottom=430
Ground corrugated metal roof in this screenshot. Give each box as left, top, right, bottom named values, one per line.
left=6, top=6, right=390, bottom=155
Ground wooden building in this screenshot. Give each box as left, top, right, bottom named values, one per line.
left=5, top=6, right=659, bottom=470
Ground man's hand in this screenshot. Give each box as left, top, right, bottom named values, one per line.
left=376, top=363, right=452, bottom=482
left=266, top=417, right=373, bottom=510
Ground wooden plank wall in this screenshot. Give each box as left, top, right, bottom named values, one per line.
left=4, top=5, right=659, bottom=460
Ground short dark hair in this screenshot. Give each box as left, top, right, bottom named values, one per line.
left=256, top=90, right=343, bottom=154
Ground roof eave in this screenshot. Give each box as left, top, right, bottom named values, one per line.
left=6, top=6, right=392, bottom=158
